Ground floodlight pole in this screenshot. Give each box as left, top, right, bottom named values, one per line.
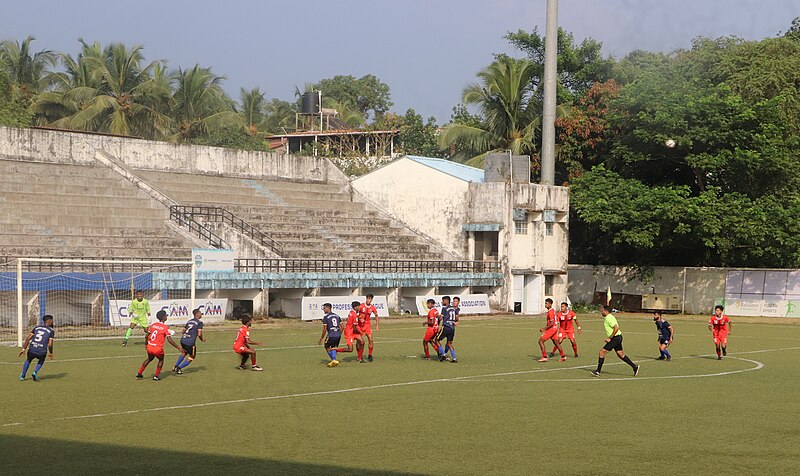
left=540, top=0, right=558, bottom=186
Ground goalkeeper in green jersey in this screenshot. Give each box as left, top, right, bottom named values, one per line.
left=123, top=290, right=151, bottom=346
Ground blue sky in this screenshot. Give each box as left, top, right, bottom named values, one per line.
left=2, top=0, right=798, bottom=122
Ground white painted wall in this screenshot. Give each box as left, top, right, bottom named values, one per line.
left=352, top=158, right=471, bottom=257
left=0, top=126, right=348, bottom=184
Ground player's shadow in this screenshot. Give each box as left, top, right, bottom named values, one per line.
left=180, top=366, right=206, bottom=374
left=37, top=372, right=67, bottom=380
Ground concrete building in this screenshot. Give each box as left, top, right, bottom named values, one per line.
left=352, top=155, right=570, bottom=314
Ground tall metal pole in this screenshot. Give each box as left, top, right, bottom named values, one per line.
left=17, top=258, right=23, bottom=347
left=540, top=0, right=558, bottom=185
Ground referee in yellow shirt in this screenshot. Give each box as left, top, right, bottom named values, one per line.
left=591, top=305, right=639, bottom=377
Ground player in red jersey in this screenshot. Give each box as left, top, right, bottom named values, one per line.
left=550, top=302, right=581, bottom=358
left=709, top=305, right=732, bottom=360
left=335, top=301, right=366, bottom=362
left=422, top=299, right=444, bottom=360
left=234, top=315, right=263, bottom=371
left=538, top=298, right=565, bottom=362
left=358, top=294, right=380, bottom=362
left=136, top=310, right=181, bottom=381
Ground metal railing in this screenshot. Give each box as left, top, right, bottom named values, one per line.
left=234, top=258, right=501, bottom=274
left=169, top=206, right=228, bottom=250
left=170, top=205, right=283, bottom=256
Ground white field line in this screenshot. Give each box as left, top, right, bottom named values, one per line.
left=2, top=347, right=791, bottom=428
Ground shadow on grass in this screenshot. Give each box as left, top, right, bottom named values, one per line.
left=34, top=372, right=68, bottom=380
left=0, top=434, right=421, bottom=475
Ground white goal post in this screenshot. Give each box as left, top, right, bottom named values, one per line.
left=9, top=258, right=196, bottom=347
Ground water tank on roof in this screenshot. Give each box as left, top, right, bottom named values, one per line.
left=301, top=91, right=321, bottom=114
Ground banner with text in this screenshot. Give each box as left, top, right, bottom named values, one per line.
left=715, top=298, right=800, bottom=318
left=301, top=296, right=390, bottom=321
left=414, top=294, right=491, bottom=315
left=110, top=299, right=229, bottom=327
left=193, top=248, right=235, bottom=272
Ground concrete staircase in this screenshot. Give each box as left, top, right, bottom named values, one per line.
left=136, top=170, right=442, bottom=260
left=0, top=159, right=195, bottom=259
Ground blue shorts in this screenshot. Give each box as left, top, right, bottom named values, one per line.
left=325, top=336, right=341, bottom=348
left=437, top=326, right=455, bottom=342
left=659, top=338, right=671, bottom=346
left=181, top=342, right=197, bottom=357
left=26, top=351, right=46, bottom=364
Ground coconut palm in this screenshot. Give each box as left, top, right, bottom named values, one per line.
left=238, top=87, right=270, bottom=136
left=34, top=41, right=172, bottom=138
left=170, top=65, right=239, bottom=141
left=438, top=57, right=540, bottom=167
left=0, top=36, right=57, bottom=100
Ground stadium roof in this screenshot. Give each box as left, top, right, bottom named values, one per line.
left=406, top=156, right=484, bottom=183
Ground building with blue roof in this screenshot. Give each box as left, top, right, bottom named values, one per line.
left=352, top=154, right=570, bottom=314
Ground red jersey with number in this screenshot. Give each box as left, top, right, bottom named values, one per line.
left=359, top=303, right=377, bottom=326
left=546, top=308, right=558, bottom=329
left=234, top=325, right=250, bottom=348
left=709, top=314, right=730, bottom=332
left=426, top=308, right=439, bottom=328
left=146, top=322, right=170, bottom=351
left=559, top=310, right=577, bottom=332
left=344, top=310, right=359, bottom=336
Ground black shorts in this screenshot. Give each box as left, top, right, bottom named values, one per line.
left=26, top=351, right=46, bottom=364
left=603, top=335, right=624, bottom=352
left=181, top=342, right=197, bottom=358
left=659, top=338, right=671, bottom=346
left=437, top=326, right=455, bottom=342
left=325, top=336, right=341, bottom=348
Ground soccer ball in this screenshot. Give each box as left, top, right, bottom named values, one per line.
left=665, top=139, right=676, bottom=148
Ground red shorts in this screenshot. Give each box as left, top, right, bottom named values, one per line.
left=541, top=327, right=558, bottom=341
left=559, top=330, right=575, bottom=340
left=423, top=327, right=438, bottom=341
left=359, top=323, right=372, bottom=336
left=234, top=346, right=251, bottom=354
left=713, top=331, right=728, bottom=345
left=147, top=348, right=165, bottom=358
left=344, top=332, right=361, bottom=345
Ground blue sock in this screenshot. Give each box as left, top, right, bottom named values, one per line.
left=175, top=355, right=185, bottom=368
left=34, top=362, right=44, bottom=374
left=330, top=350, right=337, bottom=360
left=664, top=349, right=671, bottom=358
left=450, top=348, right=457, bottom=360
left=659, top=349, right=664, bottom=357
left=21, top=360, right=31, bottom=377
left=179, top=359, right=192, bottom=369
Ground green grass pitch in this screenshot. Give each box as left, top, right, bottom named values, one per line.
left=2, top=314, right=800, bottom=475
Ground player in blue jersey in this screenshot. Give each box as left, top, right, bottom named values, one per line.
left=19, top=314, right=55, bottom=381
left=437, top=296, right=459, bottom=363
left=173, top=308, right=206, bottom=374
left=653, top=311, right=674, bottom=361
left=318, top=303, right=343, bottom=367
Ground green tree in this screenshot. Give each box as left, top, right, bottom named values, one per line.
left=311, top=74, right=392, bottom=120
left=0, top=36, right=57, bottom=100
left=171, top=65, right=238, bottom=141
left=438, top=57, right=539, bottom=167
left=189, top=126, right=267, bottom=151
left=379, top=108, right=440, bottom=157
left=0, top=67, right=32, bottom=127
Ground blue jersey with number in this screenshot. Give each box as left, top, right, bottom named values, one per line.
left=441, top=305, right=457, bottom=328
left=29, top=326, right=55, bottom=355
left=181, top=318, right=204, bottom=346
left=323, top=312, right=342, bottom=337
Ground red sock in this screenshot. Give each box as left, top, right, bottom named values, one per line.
left=541, top=350, right=547, bottom=358
left=155, top=367, right=161, bottom=377
left=357, top=347, right=364, bottom=360
left=138, top=364, right=146, bottom=374
left=251, top=355, right=257, bottom=365
left=559, top=349, right=565, bottom=358
left=572, top=342, right=578, bottom=354
left=716, top=349, right=721, bottom=357
left=551, top=346, right=558, bottom=354
left=424, top=346, right=430, bottom=358
left=368, top=347, right=373, bottom=357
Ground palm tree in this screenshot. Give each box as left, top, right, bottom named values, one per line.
left=438, top=57, right=540, bottom=167
left=170, top=65, right=239, bottom=141
left=34, top=41, right=172, bottom=138
left=0, top=36, right=57, bottom=100
left=238, top=87, right=270, bottom=136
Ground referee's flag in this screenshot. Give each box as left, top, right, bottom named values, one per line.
left=606, top=286, right=612, bottom=305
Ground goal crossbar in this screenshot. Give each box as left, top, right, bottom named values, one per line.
left=15, top=258, right=197, bottom=347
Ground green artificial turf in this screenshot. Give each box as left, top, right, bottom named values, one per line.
left=2, top=314, right=799, bottom=475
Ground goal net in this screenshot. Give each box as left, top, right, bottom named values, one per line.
left=0, top=258, right=196, bottom=346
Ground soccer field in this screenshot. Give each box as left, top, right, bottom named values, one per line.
left=2, top=314, right=800, bottom=475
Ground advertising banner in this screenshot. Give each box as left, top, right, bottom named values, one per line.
left=414, top=294, right=491, bottom=315
left=715, top=298, right=800, bottom=318
left=301, top=296, right=389, bottom=321
left=111, top=299, right=228, bottom=327
left=193, top=248, right=235, bottom=272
